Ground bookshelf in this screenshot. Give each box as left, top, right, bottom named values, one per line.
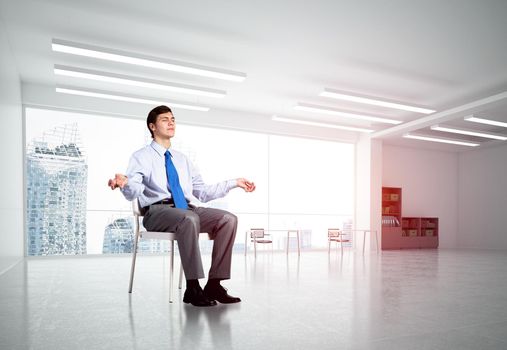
left=421, top=217, right=439, bottom=237
left=382, top=187, right=401, bottom=226
left=402, top=217, right=420, bottom=237
left=381, top=187, right=402, bottom=249
left=382, top=187, right=439, bottom=249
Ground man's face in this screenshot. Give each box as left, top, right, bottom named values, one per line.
left=152, top=112, right=175, bottom=139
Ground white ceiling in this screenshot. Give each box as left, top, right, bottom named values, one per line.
left=1, top=0, right=507, bottom=151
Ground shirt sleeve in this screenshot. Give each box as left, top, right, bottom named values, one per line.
left=120, top=152, right=147, bottom=201
left=190, top=161, right=237, bottom=203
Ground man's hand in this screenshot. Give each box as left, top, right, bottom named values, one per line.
left=108, top=174, right=128, bottom=190
left=237, top=178, right=256, bottom=192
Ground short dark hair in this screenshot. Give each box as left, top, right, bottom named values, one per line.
left=147, top=105, right=173, bottom=138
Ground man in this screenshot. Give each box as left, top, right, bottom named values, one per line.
left=108, top=105, right=255, bottom=307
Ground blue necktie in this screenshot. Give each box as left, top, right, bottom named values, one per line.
left=165, top=151, right=188, bottom=209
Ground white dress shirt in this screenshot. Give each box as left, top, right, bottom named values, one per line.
left=121, top=140, right=237, bottom=208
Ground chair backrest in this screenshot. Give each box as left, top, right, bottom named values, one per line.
left=131, top=199, right=144, bottom=235
left=250, top=228, right=265, bottom=238
left=132, top=199, right=148, bottom=217
left=132, top=199, right=141, bottom=216
left=328, top=228, right=342, bottom=238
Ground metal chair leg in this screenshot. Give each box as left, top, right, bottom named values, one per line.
left=178, top=264, right=183, bottom=289
left=128, top=233, right=139, bottom=293
left=363, top=230, right=366, bottom=254
left=245, top=231, right=248, bottom=256
left=169, top=240, right=174, bottom=303
left=297, top=230, right=300, bottom=256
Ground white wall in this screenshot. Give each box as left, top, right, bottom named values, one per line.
left=0, top=19, right=24, bottom=273
left=458, top=144, right=507, bottom=249
left=370, top=138, right=383, bottom=248
left=382, top=144, right=458, bottom=248
left=355, top=135, right=382, bottom=251
left=355, top=135, right=371, bottom=248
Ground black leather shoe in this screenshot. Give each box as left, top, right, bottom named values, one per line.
left=204, top=284, right=241, bottom=304
left=183, top=286, right=217, bottom=307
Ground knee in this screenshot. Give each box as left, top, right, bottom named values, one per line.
left=222, top=212, right=238, bottom=227
left=182, top=212, right=200, bottom=230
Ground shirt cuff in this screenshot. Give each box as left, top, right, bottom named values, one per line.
left=227, top=179, right=238, bottom=191
left=119, top=182, right=134, bottom=201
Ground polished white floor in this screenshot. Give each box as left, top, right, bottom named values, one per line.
left=1, top=248, right=507, bottom=350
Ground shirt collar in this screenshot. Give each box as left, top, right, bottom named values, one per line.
left=150, top=140, right=170, bottom=157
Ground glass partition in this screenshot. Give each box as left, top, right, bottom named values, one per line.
left=25, top=107, right=354, bottom=255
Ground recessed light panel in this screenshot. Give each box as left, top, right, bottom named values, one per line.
left=294, top=103, right=402, bottom=125
left=272, top=116, right=374, bottom=133
left=403, top=133, right=479, bottom=147
left=431, top=124, right=507, bottom=141
left=54, top=65, right=226, bottom=98
left=52, top=39, right=246, bottom=82
left=320, top=88, right=435, bottom=114
left=56, top=86, right=210, bottom=112
left=464, top=116, right=507, bottom=128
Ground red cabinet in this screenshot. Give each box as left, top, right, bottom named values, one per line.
left=382, top=187, right=439, bottom=250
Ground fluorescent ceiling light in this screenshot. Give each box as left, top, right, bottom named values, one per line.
left=464, top=115, right=507, bottom=128
left=52, top=39, right=246, bottom=82
left=403, top=133, right=479, bottom=147
left=272, top=116, right=374, bottom=133
left=54, top=65, right=226, bottom=98
left=431, top=124, right=507, bottom=141
left=56, top=86, right=210, bottom=112
left=294, top=103, right=402, bottom=125
left=320, top=89, right=435, bottom=114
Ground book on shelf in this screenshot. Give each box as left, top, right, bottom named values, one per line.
left=382, top=216, right=400, bottom=227
left=424, top=229, right=434, bottom=236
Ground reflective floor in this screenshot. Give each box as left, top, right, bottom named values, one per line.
left=1, top=248, right=507, bottom=349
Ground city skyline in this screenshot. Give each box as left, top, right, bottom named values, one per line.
left=26, top=123, right=88, bottom=255
left=25, top=107, right=355, bottom=255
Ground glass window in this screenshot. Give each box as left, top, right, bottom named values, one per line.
left=25, top=107, right=354, bottom=255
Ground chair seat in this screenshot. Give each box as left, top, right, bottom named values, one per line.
left=252, top=239, right=273, bottom=244
left=329, top=238, right=349, bottom=242
left=246, top=228, right=276, bottom=257
left=140, top=231, right=177, bottom=240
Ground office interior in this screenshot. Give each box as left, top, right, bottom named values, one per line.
left=1, top=1, right=507, bottom=349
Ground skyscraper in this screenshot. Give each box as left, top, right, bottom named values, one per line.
left=103, top=216, right=172, bottom=254
left=26, top=124, right=88, bottom=255
left=103, top=217, right=134, bottom=254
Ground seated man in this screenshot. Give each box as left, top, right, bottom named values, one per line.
left=108, top=105, right=255, bottom=306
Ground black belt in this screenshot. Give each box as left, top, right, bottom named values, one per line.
left=143, top=198, right=175, bottom=211
left=144, top=198, right=193, bottom=211
left=152, top=198, right=175, bottom=206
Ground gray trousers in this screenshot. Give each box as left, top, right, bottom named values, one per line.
left=142, top=204, right=238, bottom=280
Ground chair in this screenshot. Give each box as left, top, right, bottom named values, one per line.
left=328, top=228, right=350, bottom=254
left=128, top=199, right=208, bottom=303
left=249, top=228, right=272, bottom=258
left=286, top=229, right=301, bottom=256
